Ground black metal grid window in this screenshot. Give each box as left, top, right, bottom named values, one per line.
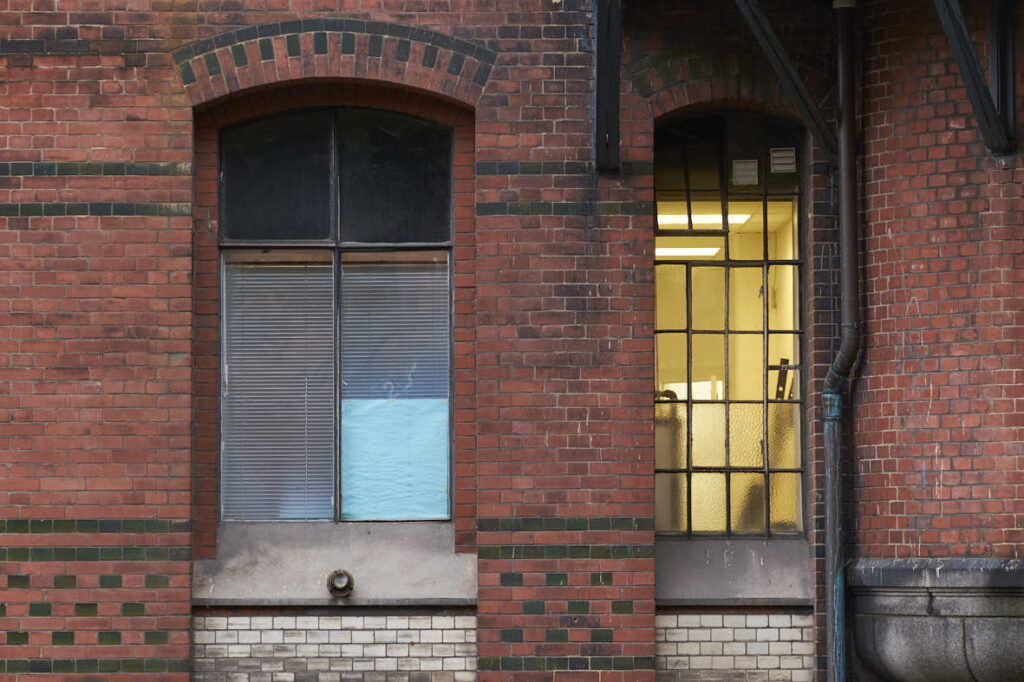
left=654, top=112, right=804, bottom=535
left=218, top=107, right=454, bottom=522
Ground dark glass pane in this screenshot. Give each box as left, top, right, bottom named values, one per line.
left=337, top=109, right=452, bottom=244
left=221, top=110, right=332, bottom=241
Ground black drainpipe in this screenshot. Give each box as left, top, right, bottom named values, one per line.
left=825, top=3, right=859, bottom=682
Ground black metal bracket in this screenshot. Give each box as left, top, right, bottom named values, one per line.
left=596, top=0, right=621, bottom=172
left=934, top=0, right=1015, bottom=153
left=734, top=0, right=839, bottom=164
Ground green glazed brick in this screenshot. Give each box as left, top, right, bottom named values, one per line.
left=478, top=657, right=500, bottom=671
left=521, top=600, right=545, bottom=614
left=98, top=631, right=121, bottom=645
left=123, top=547, right=145, bottom=560
left=591, top=572, right=613, bottom=586
left=499, top=573, right=522, bottom=586
left=611, top=600, right=634, bottom=614
left=545, top=657, right=569, bottom=670
left=53, top=548, right=76, bottom=561
left=29, top=548, right=53, bottom=561
left=545, top=573, right=568, bottom=586
left=591, top=628, right=614, bottom=642
left=74, top=603, right=98, bottom=616
left=567, top=600, right=589, bottom=614
left=7, top=631, right=29, bottom=645
left=144, top=658, right=169, bottom=672
left=499, top=629, right=523, bottom=642
left=8, top=548, right=30, bottom=561
left=523, top=657, right=545, bottom=671
left=29, top=603, right=52, bottom=617
left=145, top=574, right=170, bottom=588
left=8, top=575, right=29, bottom=588
left=145, top=631, right=168, bottom=644
left=122, top=603, right=145, bottom=616
left=76, top=519, right=98, bottom=532
left=29, top=519, right=52, bottom=532
left=98, top=547, right=122, bottom=560
left=76, top=547, right=99, bottom=561
left=6, top=660, right=29, bottom=673
left=54, top=575, right=76, bottom=588
left=98, top=658, right=121, bottom=673
left=75, top=659, right=98, bottom=673
left=52, top=632, right=75, bottom=645
left=499, top=657, right=523, bottom=671
left=7, top=519, right=29, bottom=532
left=100, top=574, right=122, bottom=588
left=53, top=659, right=75, bottom=673
left=121, top=658, right=145, bottom=672
left=545, top=629, right=568, bottom=642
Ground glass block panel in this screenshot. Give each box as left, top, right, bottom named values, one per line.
left=337, top=109, right=452, bottom=244
left=691, top=473, right=726, bottom=533
left=728, top=403, right=763, bottom=467
left=656, top=235, right=725, bottom=260
left=768, top=403, right=801, bottom=469
left=766, top=199, right=798, bottom=260
left=728, top=334, right=763, bottom=401
left=767, top=265, right=799, bottom=330
left=656, top=264, right=687, bottom=329
left=730, top=472, right=766, bottom=534
left=769, top=334, right=800, bottom=368
left=691, top=268, right=725, bottom=330
left=655, top=473, right=687, bottom=532
left=655, top=402, right=687, bottom=470
left=656, top=333, right=688, bottom=398
left=770, top=473, right=803, bottom=532
left=729, top=267, right=763, bottom=331
left=221, top=110, right=333, bottom=241
left=691, top=334, right=724, bottom=400
left=770, top=366, right=799, bottom=400
left=692, top=403, right=725, bottom=467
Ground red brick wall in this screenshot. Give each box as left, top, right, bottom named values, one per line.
left=854, top=0, right=1024, bottom=559
left=0, top=8, right=194, bottom=675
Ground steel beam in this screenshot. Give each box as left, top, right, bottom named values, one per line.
left=734, top=0, right=838, bottom=163
left=934, top=0, right=1014, bottom=153
left=596, top=0, right=621, bottom=172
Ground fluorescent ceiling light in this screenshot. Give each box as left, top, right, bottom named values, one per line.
left=656, top=247, right=721, bottom=257
left=658, top=213, right=752, bottom=226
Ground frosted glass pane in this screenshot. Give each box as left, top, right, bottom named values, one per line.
left=656, top=264, right=687, bottom=329
left=770, top=473, right=802, bottom=532
left=655, top=402, right=687, bottom=470
left=341, top=399, right=449, bottom=519
left=656, top=334, right=688, bottom=398
left=692, top=404, right=725, bottom=467
left=691, top=267, right=724, bottom=330
left=729, top=403, right=763, bottom=467
left=729, top=267, right=763, bottom=331
left=691, top=473, right=725, bottom=532
left=655, top=473, right=687, bottom=532
left=769, top=334, right=799, bottom=367
left=731, top=473, right=766, bottom=534
left=770, top=366, right=799, bottom=400
left=768, top=265, right=799, bottom=330
left=768, top=404, right=801, bottom=469
left=691, top=334, right=724, bottom=400
left=728, top=334, right=763, bottom=400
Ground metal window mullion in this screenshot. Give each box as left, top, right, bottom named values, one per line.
left=717, top=124, right=732, bottom=536
left=685, top=264, right=694, bottom=535
left=331, top=114, right=342, bottom=522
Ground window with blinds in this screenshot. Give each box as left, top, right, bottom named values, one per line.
left=218, top=108, right=453, bottom=521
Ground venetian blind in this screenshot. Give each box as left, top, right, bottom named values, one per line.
left=339, top=260, right=450, bottom=519
left=221, top=263, right=336, bottom=520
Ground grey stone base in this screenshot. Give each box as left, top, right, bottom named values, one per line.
left=848, top=558, right=1024, bottom=682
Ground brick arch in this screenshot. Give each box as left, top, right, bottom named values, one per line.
left=172, top=19, right=497, bottom=109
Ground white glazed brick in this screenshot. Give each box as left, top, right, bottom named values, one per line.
left=655, top=611, right=814, bottom=682
left=194, top=614, right=477, bottom=682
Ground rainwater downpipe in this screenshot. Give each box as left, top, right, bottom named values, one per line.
left=824, top=3, right=859, bottom=682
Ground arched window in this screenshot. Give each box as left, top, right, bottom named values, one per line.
left=654, top=112, right=803, bottom=535
left=218, top=108, right=453, bottom=521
